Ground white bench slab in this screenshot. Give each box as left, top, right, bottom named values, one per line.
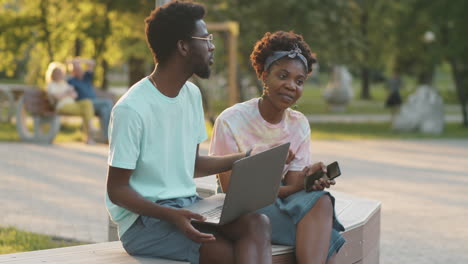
left=0, top=176, right=380, bottom=264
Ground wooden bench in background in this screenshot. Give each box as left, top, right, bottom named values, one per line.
left=0, top=178, right=381, bottom=264
left=14, top=89, right=116, bottom=144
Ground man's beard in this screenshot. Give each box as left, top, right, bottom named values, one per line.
left=193, top=63, right=211, bottom=79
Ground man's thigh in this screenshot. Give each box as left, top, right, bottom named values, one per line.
left=121, top=216, right=201, bottom=264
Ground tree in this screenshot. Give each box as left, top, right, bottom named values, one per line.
left=0, top=0, right=154, bottom=89
left=350, top=0, right=402, bottom=99
left=203, top=0, right=359, bottom=95
left=393, top=0, right=468, bottom=126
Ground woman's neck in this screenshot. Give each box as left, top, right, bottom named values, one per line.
left=258, top=97, right=285, bottom=124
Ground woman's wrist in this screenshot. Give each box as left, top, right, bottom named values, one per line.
left=245, top=148, right=253, bottom=157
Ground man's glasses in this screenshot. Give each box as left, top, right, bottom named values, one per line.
left=191, top=34, right=213, bottom=44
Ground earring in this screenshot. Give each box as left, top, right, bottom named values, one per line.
left=292, top=104, right=299, bottom=110
left=262, top=83, right=270, bottom=98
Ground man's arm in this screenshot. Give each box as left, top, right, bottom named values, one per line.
left=194, top=144, right=247, bottom=178
left=106, top=166, right=215, bottom=243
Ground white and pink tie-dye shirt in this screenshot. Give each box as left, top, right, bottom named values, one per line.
left=209, top=98, right=312, bottom=173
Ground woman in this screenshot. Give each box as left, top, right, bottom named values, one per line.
left=45, top=62, right=96, bottom=144
left=209, top=31, right=345, bottom=264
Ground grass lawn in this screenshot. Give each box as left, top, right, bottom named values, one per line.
left=0, top=226, right=84, bottom=254
left=2, top=118, right=467, bottom=143
left=310, top=122, right=468, bottom=140
left=0, top=122, right=84, bottom=143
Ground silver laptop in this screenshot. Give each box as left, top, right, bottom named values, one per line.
left=187, top=142, right=290, bottom=225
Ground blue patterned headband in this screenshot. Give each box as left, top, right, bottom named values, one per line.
left=264, top=45, right=308, bottom=73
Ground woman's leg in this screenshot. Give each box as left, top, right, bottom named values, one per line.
left=295, top=195, right=333, bottom=264
left=58, top=101, right=95, bottom=143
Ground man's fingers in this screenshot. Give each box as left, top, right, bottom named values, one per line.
left=189, top=212, right=206, bottom=221
left=187, top=228, right=216, bottom=243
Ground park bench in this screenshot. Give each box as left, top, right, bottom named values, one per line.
left=0, top=176, right=381, bottom=264
left=0, top=85, right=33, bottom=123
left=14, top=89, right=115, bottom=144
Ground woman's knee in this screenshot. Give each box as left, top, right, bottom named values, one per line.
left=312, top=195, right=333, bottom=215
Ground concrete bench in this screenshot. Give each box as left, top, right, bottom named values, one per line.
left=0, top=176, right=381, bottom=264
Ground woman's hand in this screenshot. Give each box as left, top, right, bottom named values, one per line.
left=166, top=208, right=216, bottom=243
left=304, top=162, right=336, bottom=191
left=69, top=89, right=78, bottom=99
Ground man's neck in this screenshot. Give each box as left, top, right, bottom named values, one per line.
left=150, top=61, right=192, bottom=98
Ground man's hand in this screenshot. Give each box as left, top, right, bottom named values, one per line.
left=303, top=162, right=336, bottom=191
left=166, top=208, right=216, bottom=243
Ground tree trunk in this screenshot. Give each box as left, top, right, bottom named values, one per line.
left=39, top=0, right=54, bottom=62
left=74, top=38, right=82, bottom=57
left=360, top=6, right=371, bottom=100
left=101, top=59, right=109, bottom=91
left=128, top=57, right=146, bottom=87
left=449, top=59, right=468, bottom=127
left=360, top=66, right=371, bottom=99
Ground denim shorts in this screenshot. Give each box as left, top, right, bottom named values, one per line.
left=120, top=196, right=202, bottom=264
left=256, top=190, right=346, bottom=259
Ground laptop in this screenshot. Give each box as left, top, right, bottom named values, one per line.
left=187, top=142, right=290, bottom=225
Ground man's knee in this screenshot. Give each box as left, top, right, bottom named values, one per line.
left=241, top=213, right=271, bottom=237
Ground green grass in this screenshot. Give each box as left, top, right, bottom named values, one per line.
left=310, top=122, right=468, bottom=140
left=0, top=226, right=84, bottom=254
left=0, top=122, right=85, bottom=143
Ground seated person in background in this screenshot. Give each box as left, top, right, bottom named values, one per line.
left=67, top=58, right=113, bottom=142
left=45, top=62, right=96, bottom=144
left=209, top=31, right=345, bottom=264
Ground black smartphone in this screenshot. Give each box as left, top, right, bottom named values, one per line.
left=304, top=161, right=341, bottom=192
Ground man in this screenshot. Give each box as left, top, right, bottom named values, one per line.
left=106, top=1, right=272, bottom=264
left=68, top=58, right=113, bottom=142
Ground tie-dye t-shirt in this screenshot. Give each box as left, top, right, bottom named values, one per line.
left=209, top=97, right=311, bottom=173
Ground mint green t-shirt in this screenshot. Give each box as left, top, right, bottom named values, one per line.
left=106, top=78, right=207, bottom=237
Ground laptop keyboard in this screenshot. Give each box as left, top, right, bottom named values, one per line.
left=202, top=205, right=223, bottom=219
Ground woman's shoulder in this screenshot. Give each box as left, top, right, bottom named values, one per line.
left=285, top=108, right=310, bottom=130
left=217, top=98, right=258, bottom=121
left=286, top=108, right=308, bottom=122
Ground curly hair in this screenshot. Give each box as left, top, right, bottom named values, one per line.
left=250, top=31, right=316, bottom=78
left=145, top=1, right=205, bottom=65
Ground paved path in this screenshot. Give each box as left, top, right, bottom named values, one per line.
left=1, top=140, right=468, bottom=263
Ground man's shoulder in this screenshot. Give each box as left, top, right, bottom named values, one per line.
left=184, top=81, right=202, bottom=97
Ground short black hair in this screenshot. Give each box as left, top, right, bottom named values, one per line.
left=250, top=31, right=317, bottom=78
left=145, top=1, right=206, bottom=65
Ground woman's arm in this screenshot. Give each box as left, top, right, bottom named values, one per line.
left=194, top=144, right=248, bottom=178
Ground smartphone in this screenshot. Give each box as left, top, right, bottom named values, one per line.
left=304, top=161, right=341, bottom=192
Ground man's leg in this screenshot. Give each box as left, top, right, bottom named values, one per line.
left=91, top=97, right=113, bottom=140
